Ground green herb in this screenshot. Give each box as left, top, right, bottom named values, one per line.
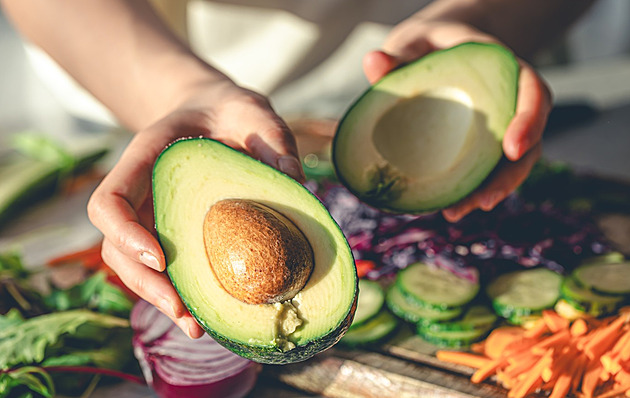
left=0, top=309, right=128, bottom=370
left=44, top=272, right=134, bottom=316
left=0, top=366, right=55, bottom=398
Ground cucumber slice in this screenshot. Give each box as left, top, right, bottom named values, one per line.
left=581, top=252, right=626, bottom=266
left=486, top=268, right=562, bottom=319
left=350, top=279, right=385, bottom=328
left=560, top=277, right=625, bottom=317
left=421, top=305, right=497, bottom=332
left=386, top=284, right=463, bottom=323
left=573, top=262, right=630, bottom=296
left=417, top=322, right=489, bottom=348
left=397, top=262, right=479, bottom=310
left=341, top=309, right=399, bottom=346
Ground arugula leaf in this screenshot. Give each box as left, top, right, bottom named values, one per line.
left=44, top=272, right=134, bottom=316
left=0, top=309, right=128, bottom=370
left=0, top=366, right=54, bottom=398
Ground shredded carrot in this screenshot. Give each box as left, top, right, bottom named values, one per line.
left=543, top=309, right=570, bottom=332
left=571, top=318, right=589, bottom=337
left=46, top=243, right=103, bottom=268
left=436, top=309, right=630, bottom=398
left=435, top=351, right=491, bottom=369
left=523, top=317, right=548, bottom=339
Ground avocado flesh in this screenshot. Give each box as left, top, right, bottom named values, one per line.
left=333, top=42, right=519, bottom=213
left=152, top=138, right=357, bottom=364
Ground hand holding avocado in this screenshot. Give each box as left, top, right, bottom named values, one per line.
left=87, top=82, right=305, bottom=340
left=360, top=14, right=554, bottom=221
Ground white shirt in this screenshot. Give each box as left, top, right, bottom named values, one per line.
left=25, top=0, right=430, bottom=125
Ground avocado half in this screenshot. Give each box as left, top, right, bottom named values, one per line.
left=152, top=138, right=357, bottom=364
left=333, top=42, right=519, bottom=213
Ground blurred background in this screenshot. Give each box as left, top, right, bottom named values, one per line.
left=0, top=0, right=629, bottom=256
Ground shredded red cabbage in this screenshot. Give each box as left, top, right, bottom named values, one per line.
left=306, top=181, right=611, bottom=283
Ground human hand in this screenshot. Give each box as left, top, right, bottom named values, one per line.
left=88, top=81, right=304, bottom=338
left=362, top=20, right=551, bottom=222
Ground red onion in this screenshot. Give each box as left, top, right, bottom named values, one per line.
left=130, top=300, right=261, bottom=398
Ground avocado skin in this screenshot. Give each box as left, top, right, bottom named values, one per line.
left=191, top=291, right=358, bottom=364
left=332, top=42, right=519, bottom=214
left=153, top=138, right=358, bottom=364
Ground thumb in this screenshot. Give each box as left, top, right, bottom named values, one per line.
left=363, top=38, right=433, bottom=84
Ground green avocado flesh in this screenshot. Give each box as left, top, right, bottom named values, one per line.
left=333, top=42, right=519, bottom=213
left=152, top=138, right=357, bottom=364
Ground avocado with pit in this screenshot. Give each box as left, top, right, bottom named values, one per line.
left=152, top=138, right=357, bottom=364
left=333, top=42, right=519, bottom=213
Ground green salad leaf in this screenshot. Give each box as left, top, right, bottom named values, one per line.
left=0, top=309, right=129, bottom=371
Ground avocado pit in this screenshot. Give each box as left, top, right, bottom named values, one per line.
left=203, top=199, right=314, bottom=305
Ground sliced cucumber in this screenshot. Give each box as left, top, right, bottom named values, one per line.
left=573, top=262, right=630, bottom=296
left=581, top=252, right=626, bottom=266
left=420, top=305, right=497, bottom=332
left=560, top=276, right=625, bottom=317
left=341, top=309, right=399, bottom=347
left=350, top=279, right=385, bottom=328
left=486, top=268, right=562, bottom=319
left=417, top=322, right=489, bottom=348
left=396, top=262, right=479, bottom=310
left=386, top=284, right=463, bottom=323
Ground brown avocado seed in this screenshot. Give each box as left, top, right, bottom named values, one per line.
left=203, top=199, right=314, bottom=305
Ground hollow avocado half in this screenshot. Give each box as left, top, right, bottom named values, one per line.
left=152, top=138, right=357, bottom=364
left=333, top=42, right=520, bottom=213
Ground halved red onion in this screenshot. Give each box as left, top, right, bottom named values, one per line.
left=130, top=300, right=261, bottom=398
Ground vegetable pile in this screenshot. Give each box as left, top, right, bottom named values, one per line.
left=309, top=161, right=619, bottom=283
left=130, top=299, right=260, bottom=398
left=0, top=250, right=140, bottom=398
left=437, top=308, right=630, bottom=398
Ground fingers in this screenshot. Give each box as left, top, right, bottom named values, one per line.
left=244, top=120, right=305, bottom=183
left=102, top=238, right=204, bottom=339
left=503, top=63, right=553, bottom=161
left=214, top=93, right=305, bottom=182
left=362, top=50, right=399, bottom=84
left=442, top=142, right=542, bottom=222
left=88, top=165, right=165, bottom=272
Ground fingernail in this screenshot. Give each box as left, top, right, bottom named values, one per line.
left=278, top=156, right=305, bottom=181
left=140, top=251, right=162, bottom=271
left=158, top=297, right=177, bottom=318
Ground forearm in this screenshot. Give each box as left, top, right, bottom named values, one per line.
left=413, top=0, right=596, bottom=59
left=1, top=0, right=229, bottom=131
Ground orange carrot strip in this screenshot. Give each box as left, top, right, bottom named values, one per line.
left=484, top=327, right=527, bottom=359
left=543, top=309, right=570, bottom=332
left=46, top=243, right=102, bottom=267
left=549, top=367, right=572, bottom=398
left=601, top=352, right=622, bottom=375
left=582, top=360, right=604, bottom=398
left=435, top=351, right=491, bottom=369
left=471, top=357, right=506, bottom=384
left=612, top=329, right=630, bottom=355
left=530, top=329, right=570, bottom=355
left=594, top=381, right=630, bottom=398
left=584, top=314, right=629, bottom=360
left=571, top=318, right=589, bottom=337
left=508, top=349, right=553, bottom=398
left=571, top=354, right=588, bottom=393
left=615, top=369, right=630, bottom=386
left=523, top=317, right=549, bottom=339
